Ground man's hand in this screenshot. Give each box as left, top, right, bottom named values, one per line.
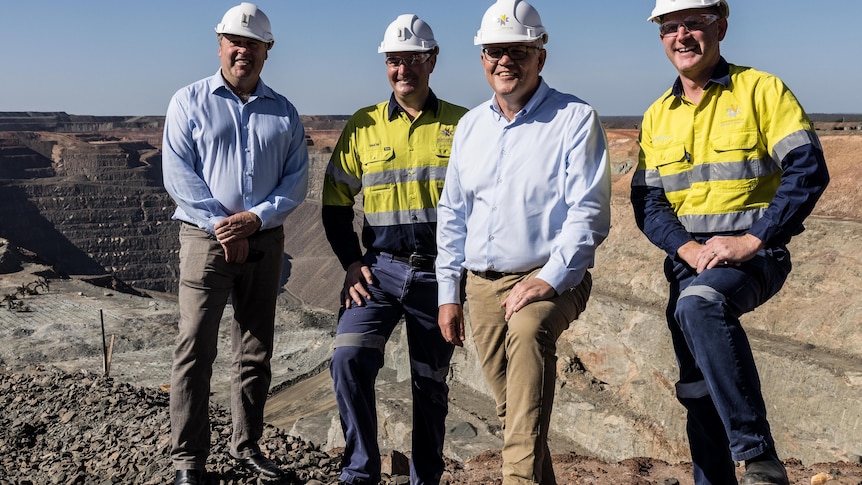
left=222, top=238, right=249, bottom=264
left=342, top=261, right=374, bottom=309
left=501, top=277, right=555, bottom=321
left=215, top=211, right=262, bottom=244
left=678, top=234, right=763, bottom=273
left=438, top=303, right=465, bottom=347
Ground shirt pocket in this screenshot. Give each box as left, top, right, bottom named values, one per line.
left=435, top=144, right=452, bottom=158
left=361, top=148, right=396, bottom=172
left=708, top=130, right=761, bottom=192
left=709, top=130, right=759, bottom=158
left=434, top=144, right=452, bottom=169
left=653, top=143, right=690, bottom=177
left=361, top=149, right=396, bottom=206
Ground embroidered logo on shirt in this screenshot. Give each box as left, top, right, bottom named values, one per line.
left=727, top=105, right=741, bottom=118
left=440, top=128, right=453, bottom=138
left=497, top=14, right=509, bottom=26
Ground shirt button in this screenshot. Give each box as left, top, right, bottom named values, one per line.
left=489, top=235, right=494, bottom=241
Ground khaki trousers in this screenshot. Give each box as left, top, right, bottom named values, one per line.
left=466, top=269, right=591, bottom=485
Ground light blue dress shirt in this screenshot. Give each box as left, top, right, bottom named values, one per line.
left=162, top=71, right=309, bottom=235
left=436, top=80, right=611, bottom=305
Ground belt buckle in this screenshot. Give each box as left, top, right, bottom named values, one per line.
left=407, top=253, right=423, bottom=267
left=407, top=253, right=432, bottom=269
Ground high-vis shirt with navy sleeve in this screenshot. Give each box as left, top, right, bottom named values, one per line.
left=321, top=92, right=468, bottom=269
left=631, top=58, right=829, bottom=257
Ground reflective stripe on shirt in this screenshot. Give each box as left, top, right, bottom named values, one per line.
left=322, top=92, right=468, bottom=257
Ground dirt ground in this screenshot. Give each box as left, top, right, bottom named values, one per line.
left=446, top=451, right=862, bottom=485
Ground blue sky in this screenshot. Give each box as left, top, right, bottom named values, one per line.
left=4, top=1, right=859, bottom=117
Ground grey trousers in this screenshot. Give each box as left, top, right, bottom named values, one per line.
left=170, top=223, right=284, bottom=470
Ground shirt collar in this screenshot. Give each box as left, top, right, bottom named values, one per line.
left=208, top=70, right=274, bottom=100
left=387, top=90, right=439, bottom=121
left=668, top=57, right=730, bottom=100
left=488, top=78, right=550, bottom=120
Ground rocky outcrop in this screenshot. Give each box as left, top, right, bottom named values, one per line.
left=276, top=131, right=862, bottom=466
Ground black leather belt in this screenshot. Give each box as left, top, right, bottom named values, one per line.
left=471, top=269, right=531, bottom=280
left=387, top=252, right=435, bottom=271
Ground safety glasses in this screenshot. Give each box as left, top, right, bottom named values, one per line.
left=385, top=53, right=432, bottom=68
left=659, top=13, right=720, bottom=37
left=481, top=45, right=540, bottom=61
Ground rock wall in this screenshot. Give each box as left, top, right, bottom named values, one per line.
left=0, top=114, right=342, bottom=294
left=0, top=132, right=178, bottom=291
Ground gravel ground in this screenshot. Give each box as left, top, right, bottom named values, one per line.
left=0, top=368, right=345, bottom=484
left=4, top=368, right=862, bottom=485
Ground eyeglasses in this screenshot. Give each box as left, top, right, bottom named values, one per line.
left=385, top=53, right=432, bottom=68
left=659, top=14, right=720, bottom=36
left=481, top=45, right=539, bottom=61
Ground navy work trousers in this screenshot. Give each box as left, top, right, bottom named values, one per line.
left=664, top=246, right=791, bottom=485
left=330, top=252, right=455, bottom=485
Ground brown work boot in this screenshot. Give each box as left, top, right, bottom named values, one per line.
left=740, top=450, right=789, bottom=485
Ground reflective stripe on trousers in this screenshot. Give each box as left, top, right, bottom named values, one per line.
left=663, top=246, right=791, bottom=484
left=330, top=251, right=454, bottom=485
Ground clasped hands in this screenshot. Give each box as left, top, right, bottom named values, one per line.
left=214, top=211, right=261, bottom=263
left=678, top=233, right=764, bottom=274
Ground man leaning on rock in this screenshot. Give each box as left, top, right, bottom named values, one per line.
left=161, top=3, right=309, bottom=484
left=631, top=1, right=829, bottom=484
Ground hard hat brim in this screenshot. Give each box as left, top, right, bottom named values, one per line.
left=647, top=0, right=729, bottom=22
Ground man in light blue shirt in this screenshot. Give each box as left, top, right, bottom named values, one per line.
left=435, top=1, right=611, bottom=483
left=161, top=3, right=308, bottom=484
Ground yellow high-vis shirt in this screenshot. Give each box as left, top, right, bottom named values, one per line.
left=635, top=61, right=820, bottom=236
left=322, top=94, right=467, bottom=262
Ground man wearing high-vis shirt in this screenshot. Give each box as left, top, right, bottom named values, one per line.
left=631, top=1, right=829, bottom=483
left=321, top=14, right=467, bottom=485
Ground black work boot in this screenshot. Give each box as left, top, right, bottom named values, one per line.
left=740, top=449, right=789, bottom=485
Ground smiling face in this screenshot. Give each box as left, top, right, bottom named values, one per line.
left=660, top=9, right=727, bottom=85
left=218, top=34, right=270, bottom=90
left=386, top=50, right=436, bottom=103
left=481, top=42, right=546, bottom=112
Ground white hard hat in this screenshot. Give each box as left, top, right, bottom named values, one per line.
left=648, top=0, right=730, bottom=22
left=215, top=2, right=274, bottom=45
left=474, top=0, right=548, bottom=46
left=378, top=14, right=438, bottom=53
